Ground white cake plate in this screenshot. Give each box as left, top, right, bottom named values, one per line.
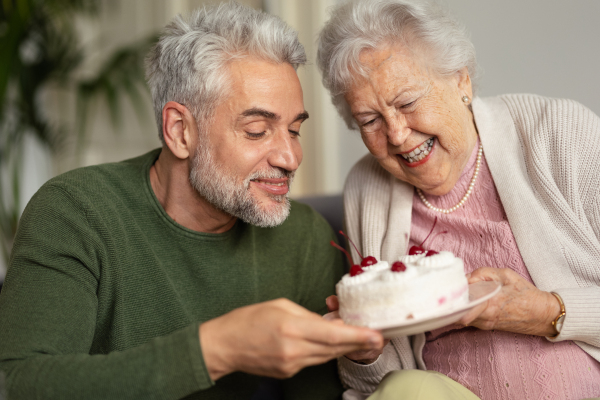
left=379, top=281, right=501, bottom=338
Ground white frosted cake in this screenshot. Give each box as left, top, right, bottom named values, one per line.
left=336, top=251, right=469, bottom=329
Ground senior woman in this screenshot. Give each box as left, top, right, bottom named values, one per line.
left=317, top=0, right=600, bottom=399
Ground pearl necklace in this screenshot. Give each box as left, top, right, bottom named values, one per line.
left=416, top=142, right=483, bottom=214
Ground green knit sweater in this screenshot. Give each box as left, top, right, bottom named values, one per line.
left=0, top=149, right=345, bottom=399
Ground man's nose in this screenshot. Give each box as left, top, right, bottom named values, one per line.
left=267, top=130, right=302, bottom=172
left=386, top=114, right=411, bottom=147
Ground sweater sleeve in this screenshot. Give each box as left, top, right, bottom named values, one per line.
left=0, top=184, right=213, bottom=399
left=497, top=95, right=600, bottom=354
left=555, top=102, right=600, bottom=350
left=537, top=98, right=600, bottom=351
left=339, top=160, right=396, bottom=395
left=339, top=160, right=420, bottom=394
left=337, top=338, right=408, bottom=396
left=549, top=134, right=600, bottom=349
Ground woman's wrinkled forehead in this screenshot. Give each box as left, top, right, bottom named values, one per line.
left=348, top=33, right=436, bottom=87
left=349, top=38, right=438, bottom=91
left=346, top=47, right=439, bottom=112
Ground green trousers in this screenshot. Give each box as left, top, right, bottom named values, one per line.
left=367, top=370, right=479, bottom=400
left=367, top=370, right=600, bottom=400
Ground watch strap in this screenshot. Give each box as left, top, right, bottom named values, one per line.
left=549, top=291, right=566, bottom=338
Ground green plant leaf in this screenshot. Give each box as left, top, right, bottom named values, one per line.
left=74, top=34, right=156, bottom=149
left=0, top=0, right=156, bottom=266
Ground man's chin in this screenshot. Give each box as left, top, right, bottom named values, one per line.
left=239, top=198, right=291, bottom=228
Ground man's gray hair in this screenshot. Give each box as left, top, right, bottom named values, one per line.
left=317, top=0, right=479, bottom=129
left=146, top=1, right=307, bottom=143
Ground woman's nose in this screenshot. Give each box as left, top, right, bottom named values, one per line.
left=386, top=116, right=410, bottom=146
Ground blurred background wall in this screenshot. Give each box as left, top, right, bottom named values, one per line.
left=1, top=0, right=599, bottom=279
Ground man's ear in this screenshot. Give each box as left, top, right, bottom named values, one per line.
left=456, top=67, right=473, bottom=99
left=162, top=101, right=196, bottom=160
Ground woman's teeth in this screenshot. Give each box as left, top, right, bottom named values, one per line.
left=400, top=138, right=434, bottom=163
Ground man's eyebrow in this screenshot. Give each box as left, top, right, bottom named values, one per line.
left=240, top=108, right=279, bottom=120
left=239, top=108, right=309, bottom=124
left=295, top=111, right=309, bottom=123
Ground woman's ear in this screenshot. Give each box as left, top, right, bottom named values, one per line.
left=162, top=101, right=197, bottom=160
left=456, top=67, right=473, bottom=99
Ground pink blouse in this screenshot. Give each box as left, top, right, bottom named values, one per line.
left=411, top=139, right=600, bottom=399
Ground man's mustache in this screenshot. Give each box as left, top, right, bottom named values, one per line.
left=248, top=167, right=295, bottom=182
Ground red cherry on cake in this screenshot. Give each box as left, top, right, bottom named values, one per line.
left=330, top=240, right=366, bottom=277
left=350, top=264, right=364, bottom=276
left=408, top=245, right=425, bottom=255
left=361, top=256, right=378, bottom=267
left=338, top=231, right=379, bottom=266
left=391, top=261, right=407, bottom=272
left=408, top=217, right=447, bottom=257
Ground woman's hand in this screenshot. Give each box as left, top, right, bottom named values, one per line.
left=460, top=267, right=561, bottom=336
left=325, top=295, right=390, bottom=364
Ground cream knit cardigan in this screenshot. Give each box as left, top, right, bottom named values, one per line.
left=339, top=94, right=600, bottom=396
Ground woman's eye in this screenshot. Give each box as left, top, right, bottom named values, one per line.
left=289, top=130, right=300, bottom=137
left=400, top=100, right=415, bottom=108
left=246, top=131, right=265, bottom=139
left=362, top=118, right=376, bottom=126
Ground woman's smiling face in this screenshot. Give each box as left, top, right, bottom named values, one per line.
left=344, top=42, right=478, bottom=196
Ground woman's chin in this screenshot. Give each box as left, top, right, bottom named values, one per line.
left=376, top=158, right=455, bottom=196
left=416, top=186, right=453, bottom=196
left=413, top=178, right=459, bottom=196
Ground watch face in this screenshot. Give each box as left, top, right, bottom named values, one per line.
left=556, top=315, right=565, bottom=332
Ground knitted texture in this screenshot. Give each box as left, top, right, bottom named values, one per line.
left=0, top=149, right=345, bottom=400
left=417, top=139, right=600, bottom=399
left=340, top=94, right=600, bottom=396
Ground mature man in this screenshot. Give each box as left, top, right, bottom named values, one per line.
left=0, top=3, right=382, bottom=399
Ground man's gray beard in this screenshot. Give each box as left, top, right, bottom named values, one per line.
left=189, top=141, right=294, bottom=228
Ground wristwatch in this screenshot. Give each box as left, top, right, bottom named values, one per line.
left=550, top=292, right=566, bottom=337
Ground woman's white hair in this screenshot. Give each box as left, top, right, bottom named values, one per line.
left=145, top=1, right=306, bottom=143
left=317, top=0, right=479, bottom=129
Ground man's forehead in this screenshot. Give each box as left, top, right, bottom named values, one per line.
left=220, top=57, right=306, bottom=120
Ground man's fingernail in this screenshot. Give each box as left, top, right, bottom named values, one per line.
left=368, top=337, right=379, bottom=347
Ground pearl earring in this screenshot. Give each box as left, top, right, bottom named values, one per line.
left=462, top=96, right=470, bottom=104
